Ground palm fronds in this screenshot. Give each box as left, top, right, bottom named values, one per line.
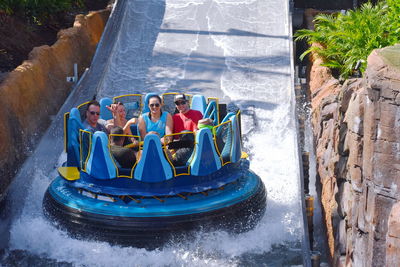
left=294, top=1, right=400, bottom=79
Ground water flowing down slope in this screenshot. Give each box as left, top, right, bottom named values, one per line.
left=1, top=0, right=309, bottom=266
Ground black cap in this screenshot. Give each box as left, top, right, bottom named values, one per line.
left=174, top=94, right=186, bottom=102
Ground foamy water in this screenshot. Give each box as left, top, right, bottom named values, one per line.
left=4, top=0, right=304, bottom=265
left=7, top=103, right=302, bottom=266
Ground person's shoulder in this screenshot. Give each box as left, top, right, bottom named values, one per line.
left=140, top=113, right=148, bottom=121
left=191, top=109, right=203, bottom=116
left=162, top=111, right=171, bottom=119
left=82, top=120, right=94, bottom=132
left=96, top=120, right=108, bottom=133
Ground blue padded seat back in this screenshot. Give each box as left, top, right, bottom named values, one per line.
left=215, top=112, right=241, bottom=163
left=86, top=131, right=117, bottom=179
left=99, top=97, right=113, bottom=120
left=191, top=95, right=207, bottom=115
left=130, top=124, right=139, bottom=136
left=203, top=100, right=218, bottom=125
left=142, top=93, right=159, bottom=114
left=217, top=112, right=235, bottom=135
left=220, top=112, right=235, bottom=124
left=134, top=134, right=173, bottom=182
left=67, top=108, right=84, bottom=167
left=190, top=128, right=221, bottom=176
left=230, top=114, right=242, bottom=163
left=219, top=121, right=233, bottom=162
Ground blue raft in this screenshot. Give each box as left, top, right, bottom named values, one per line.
left=43, top=93, right=266, bottom=247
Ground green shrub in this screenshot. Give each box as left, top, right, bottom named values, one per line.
left=295, top=1, right=400, bottom=79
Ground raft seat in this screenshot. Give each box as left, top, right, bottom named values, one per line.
left=190, top=128, right=222, bottom=176
left=134, top=133, right=173, bottom=183
left=130, top=124, right=139, bottom=136
left=203, top=99, right=219, bottom=125
left=85, top=131, right=117, bottom=179
left=99, top=97, right=113, bottom=120
left=218, top=112, right=242, bottom=163
left=66, top=108, right=84, bottom=167
left=215, top=120, right=233, bottom=164
left=191, top=95, right=207, bottom=115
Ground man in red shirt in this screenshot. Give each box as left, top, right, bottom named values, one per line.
left=172, top=94, right=203, bottom=133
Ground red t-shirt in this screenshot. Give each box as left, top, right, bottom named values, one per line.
left=173, top=109, right=203, bottom=133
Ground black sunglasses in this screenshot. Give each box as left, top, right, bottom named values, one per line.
left=175, top=101, right=186, bottom=105
left=150, top=103, right=160, bottom=107
left=89, top=111, right=100, bottom=115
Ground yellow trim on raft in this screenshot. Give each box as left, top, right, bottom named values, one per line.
left=213, top=120, right=232, bottom=166
left=58, top=166, right=80, bottom=181
left=108, top=133, right=141, bottom=179
left=77, top=101, right=90, bottom=110
left=163, top=132, right=196, bottom=176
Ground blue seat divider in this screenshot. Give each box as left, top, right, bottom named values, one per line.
left=219, top=121, right=233, bottom=162
left=99, top=97, right=113, bottom=120
left=134, top=134, right=173, bottom=182
left=230, top=114, right=242, bottom=163
left=142, top=93, right=158, bottom=114
left=86, top=131, right=117, bottom=179
left=67, top=108, right=84, bottom=167
left=216, top=112, right=241, bottom=163
left=203, top=100, right=218, bottom=125
left=217, top=112, right=235, bottom=135
left=190, top=128, right=222, bottom=176
left=191, top=95, right=207, bottom=115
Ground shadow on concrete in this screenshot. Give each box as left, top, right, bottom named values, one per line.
left=160, top=28, right=288, bottom=39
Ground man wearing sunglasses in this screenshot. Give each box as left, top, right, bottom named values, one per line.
left=172, top=94, right=203, bottom=134
left=83, top=100, right=108, bottom=134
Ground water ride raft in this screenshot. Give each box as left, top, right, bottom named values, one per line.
left=43, top=93, right=266, bottom=247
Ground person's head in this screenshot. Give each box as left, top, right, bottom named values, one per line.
left=148, top=95, right=162, bottom=117
left=86, top=100, right=101, bottom=126
left=115, top=102, right=126, bottom=119
left=174, top=94, right=189, bottom=113
left=110, top=126, right=125, bottom=146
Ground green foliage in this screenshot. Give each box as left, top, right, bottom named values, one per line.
left=295, top=1, right=400, bottom=79
left=0, top=0, right=84, bottom=24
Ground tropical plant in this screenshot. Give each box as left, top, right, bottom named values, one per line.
left=295, top=1, right=400, bottom=79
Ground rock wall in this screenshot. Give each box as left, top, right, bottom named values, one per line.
left=0, top=9, right=110, bottom=200
left=310, top=45, right=400, bottom=266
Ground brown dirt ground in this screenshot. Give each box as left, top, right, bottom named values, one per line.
left=0, top=0, right=110, bottom=83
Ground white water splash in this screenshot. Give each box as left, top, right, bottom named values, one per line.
left=6, top=0, right=303, bottom=265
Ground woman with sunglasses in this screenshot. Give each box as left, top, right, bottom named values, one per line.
left=137, top=95, right=173, bottom=144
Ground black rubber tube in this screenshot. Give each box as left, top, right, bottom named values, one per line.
left=43, top=181, right=266, bottom=248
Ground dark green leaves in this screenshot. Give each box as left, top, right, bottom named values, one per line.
left=294, top=1, right=400, bottom=79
